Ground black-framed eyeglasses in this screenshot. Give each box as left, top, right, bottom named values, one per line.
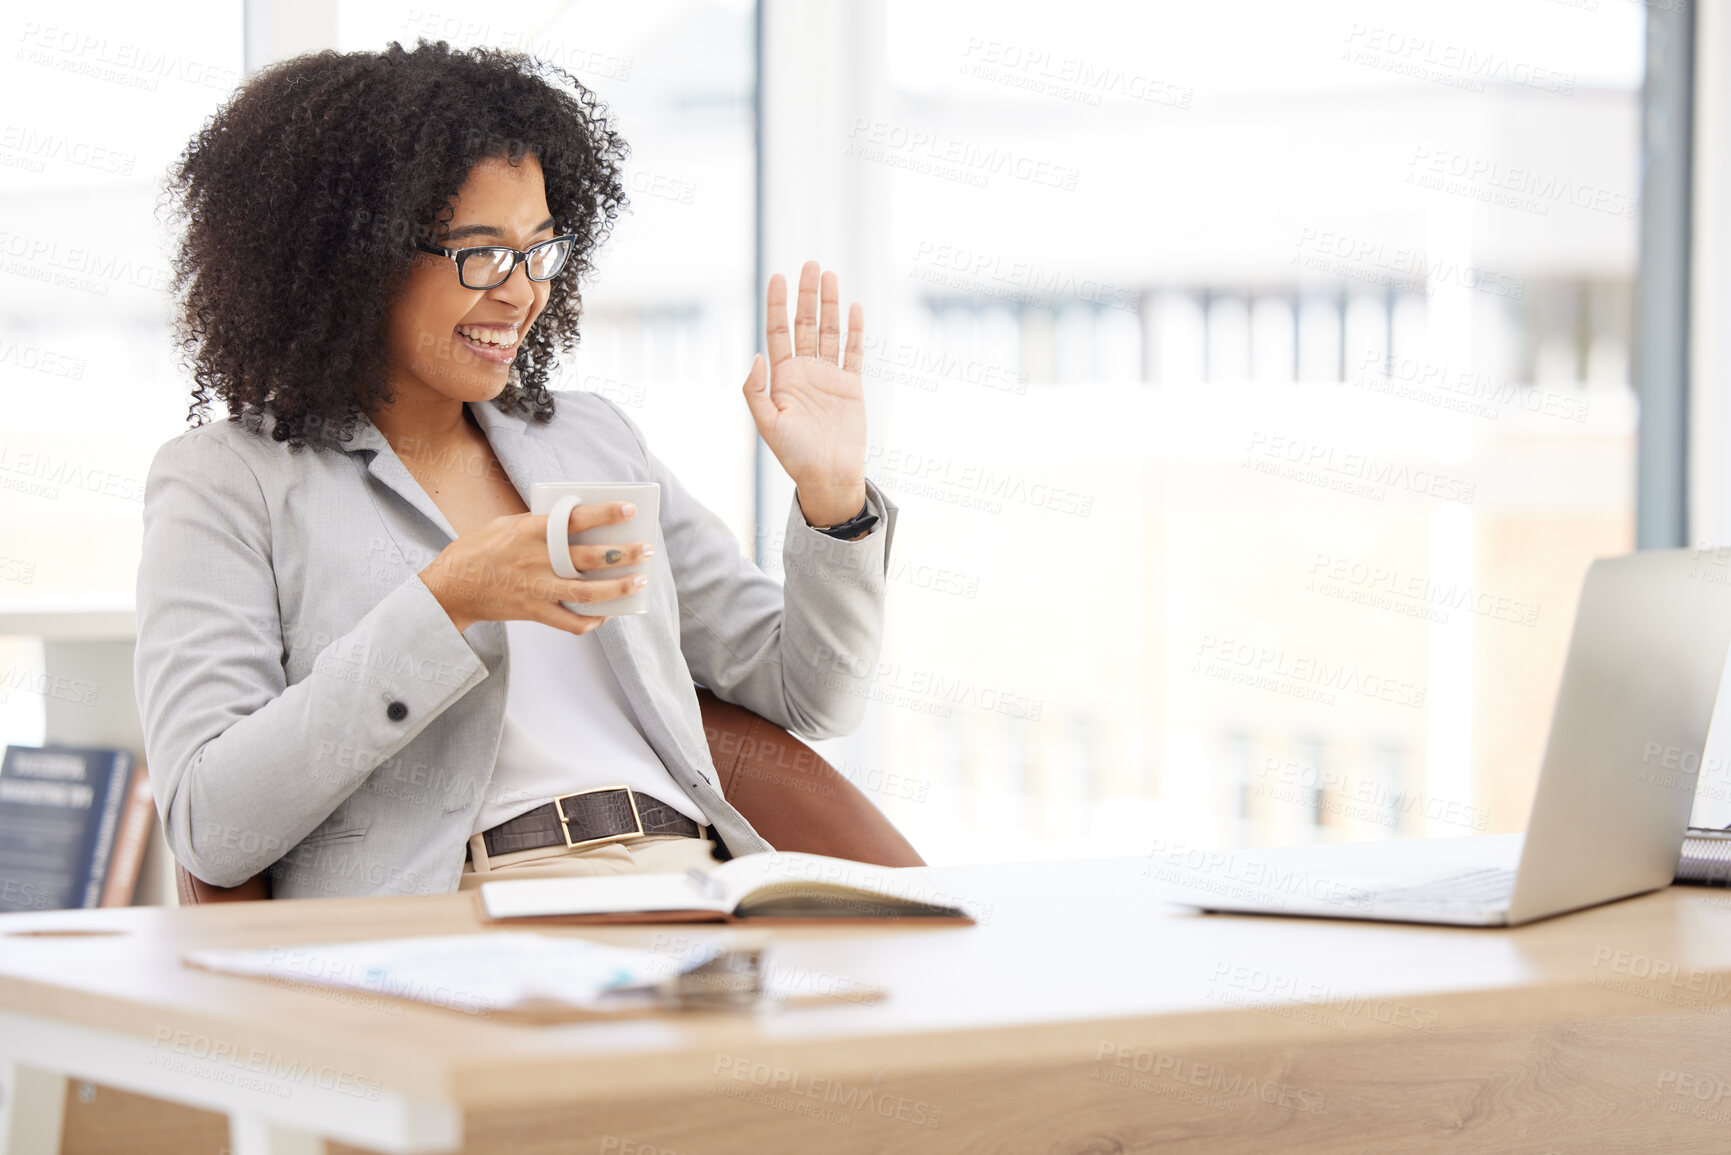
left=415, top=234, right=576, bottom=290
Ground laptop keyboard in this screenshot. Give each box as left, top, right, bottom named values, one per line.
left=1369, top=867, right=1517, bottom=908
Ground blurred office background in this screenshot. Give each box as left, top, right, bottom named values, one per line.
left=4, top=0, right=1726, bottom=891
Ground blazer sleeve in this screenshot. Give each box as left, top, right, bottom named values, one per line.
left=132, top=432, right=491, bottom=886
left=590, top=395, right=898, bottom=742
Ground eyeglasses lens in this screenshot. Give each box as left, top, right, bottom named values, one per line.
left=458, top=248, right=515, bottom=290
left=527, top=239, right=572, bottom=281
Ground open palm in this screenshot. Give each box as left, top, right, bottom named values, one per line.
left=740, top=260, right=867, bottom=512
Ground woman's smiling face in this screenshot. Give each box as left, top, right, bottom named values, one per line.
left=382, top=152, right=557, bottom=406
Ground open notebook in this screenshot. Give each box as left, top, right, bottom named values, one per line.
left=477, top=850, right=977, bottom=925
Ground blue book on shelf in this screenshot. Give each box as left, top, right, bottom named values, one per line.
left=0, top=744, right=140, bottom=913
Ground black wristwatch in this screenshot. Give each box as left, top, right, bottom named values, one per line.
left=810, top=498, right=879, bottom=539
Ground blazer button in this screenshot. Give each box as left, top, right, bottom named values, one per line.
left=386, top=701, right=408, bottom=722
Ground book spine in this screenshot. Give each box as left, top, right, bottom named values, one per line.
left=81, top=751, right=133, bottom=908
left=99, top=763, right=154, bottom=908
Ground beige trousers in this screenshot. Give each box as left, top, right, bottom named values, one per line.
left=457, top=831, right=723, bottom=891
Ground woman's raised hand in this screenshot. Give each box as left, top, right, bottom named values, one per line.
left=740, top=260, right=870, bottom=528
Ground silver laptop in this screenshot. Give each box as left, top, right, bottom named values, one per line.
left=1162, top=549, right=1731, bottom=927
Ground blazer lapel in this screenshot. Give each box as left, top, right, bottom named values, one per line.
left=326, top=408, right=462, bottom=543
left=330, top=399, right=544, bottom=545
left=465, top=397, right=551, bottom=507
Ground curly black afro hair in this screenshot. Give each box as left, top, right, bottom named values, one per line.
left=162, top=38, right=630, bottom=452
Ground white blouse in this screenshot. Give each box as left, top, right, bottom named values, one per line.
left=469, top=618, right=710, bottom=836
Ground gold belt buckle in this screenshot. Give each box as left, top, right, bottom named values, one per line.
left=553, top=785, right=644, bottom=850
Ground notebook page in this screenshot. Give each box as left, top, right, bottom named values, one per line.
left=706, top=851, right=920, bottom=909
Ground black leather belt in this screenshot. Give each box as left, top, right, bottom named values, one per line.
left=478, top=786, right=703, bottom=859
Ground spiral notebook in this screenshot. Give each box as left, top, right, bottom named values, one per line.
left=1676, top=828, right=1731, bottom=885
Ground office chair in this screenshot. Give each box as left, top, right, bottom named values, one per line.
left=175, top=686, right=924, bottom=904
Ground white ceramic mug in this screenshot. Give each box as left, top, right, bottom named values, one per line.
left=531, top=482, right=660, bottom=616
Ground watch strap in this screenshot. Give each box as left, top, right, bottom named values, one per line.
left=811, top=497, right=879, bottom=539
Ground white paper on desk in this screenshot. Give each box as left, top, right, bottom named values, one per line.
left=184, top=932, right=719, bottom=1014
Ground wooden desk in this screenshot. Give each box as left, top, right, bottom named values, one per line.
left=3, top=853, right=1731, bottom=1155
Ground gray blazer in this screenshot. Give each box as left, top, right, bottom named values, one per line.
left=133, top=392, right=897, bottom=898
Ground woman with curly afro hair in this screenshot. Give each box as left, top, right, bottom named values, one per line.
left=134, top=39, right=898, bottom=899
